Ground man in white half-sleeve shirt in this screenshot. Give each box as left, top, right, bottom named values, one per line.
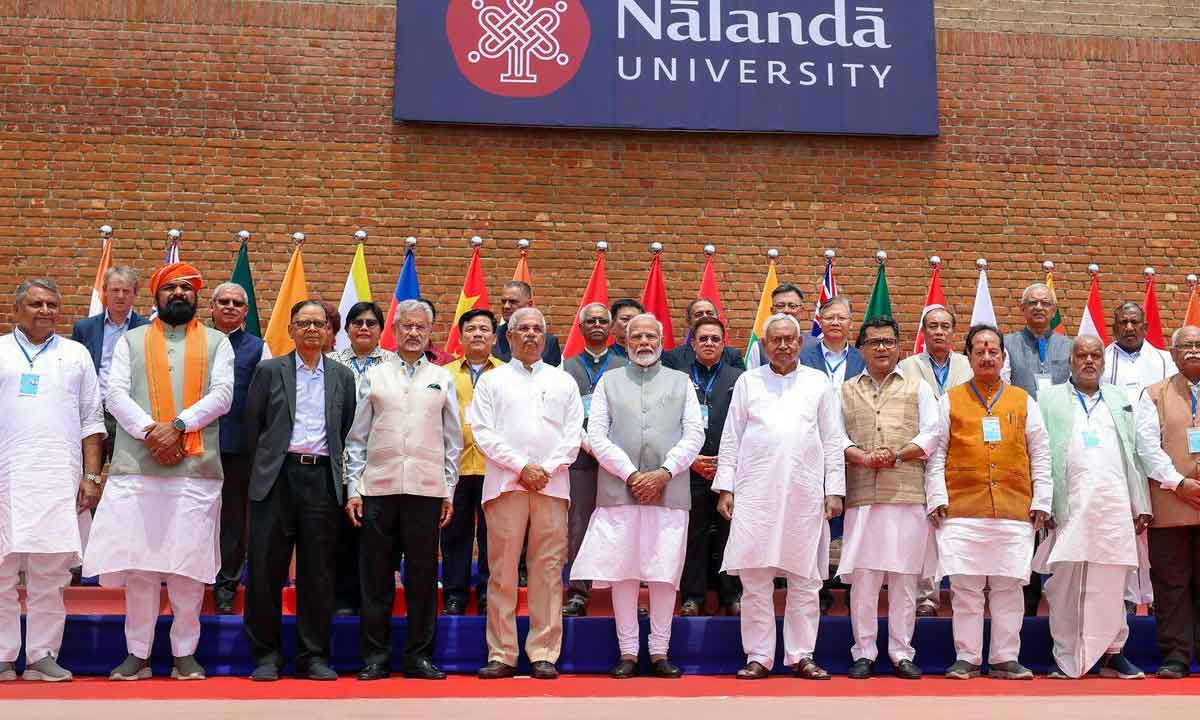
left=570, top=313, right=704, bottom=679
left=714, top=313, right=846, bottom=681
left=470, top=307, right=582, bottom=680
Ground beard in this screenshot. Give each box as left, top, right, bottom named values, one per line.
left=633, top=347, right=662, bottom=368
left=158, top=298, right=197, bottom=325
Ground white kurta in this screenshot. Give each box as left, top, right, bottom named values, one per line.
left=83, top=334, right=234, bottom=585
left=0, top=331, right=105, bottom=560
left=926, top=393, right=1052, bottom=582
left=714, top=363, right=847, bottom=580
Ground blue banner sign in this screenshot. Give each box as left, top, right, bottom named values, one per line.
left=395, top=0, right=939, bottom=136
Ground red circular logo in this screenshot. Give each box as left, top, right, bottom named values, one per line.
left=446, top=0, right=591, bottom=98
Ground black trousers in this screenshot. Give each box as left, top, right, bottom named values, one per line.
left=102, top=411, right=117, bottom=464
left=681, top=476, right=740, bottom=606
left=215, top=453, right=253, bottom=599
left=334, top=509, right=361, bottom=611
left=1148, top=525, right=1200, bottom=666
left=244, top=458, right=340, bottom=668
left=440, top=475, right=488, bottom=602
left=359, top=493, right=442, bottom=668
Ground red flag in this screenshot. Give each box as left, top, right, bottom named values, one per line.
left=1185, top=282, right=1200, bottom=328
left=913, top=263, right=946, bottom=354
left=697, top=254, right=726, bottom=324
left=1077, top=273, right=1110, bottom=345
left=1144, top=273, right=1166, bottom=350
left=640, top=251, right=676, bottom=350
left=563, top=249, right=609, bottom=360
left=444, top=247, right=491, bottom=357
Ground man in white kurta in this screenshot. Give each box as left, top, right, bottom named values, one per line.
left=1, top=279, right=106, bottom=682
left=838, top=318, right=940, bottom=680
left=83, top=264, right=233, bottom=681
left=715, top=314, right=846, bottom=680
left=927, top=325, right=1052, bottom=680
left=1104, top=301, right=1175, bottom=612
left=1035, top=336, right=1151, bottom=679
left=570, top=314, right=704, bottom=679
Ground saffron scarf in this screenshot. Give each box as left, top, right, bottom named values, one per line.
left=145, top=317, right=208, bottom=456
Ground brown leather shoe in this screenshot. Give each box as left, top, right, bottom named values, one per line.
left=477, top=661, right=517, bottom=679
left=530, top=661, right=559, bottom=680
left=736, top=661, right=769, bottom=680
left=793, top=658, right=831, bottom=680
left=611, top=658, right=637, bottom=679
left=679, top=599, right=702, bottom=617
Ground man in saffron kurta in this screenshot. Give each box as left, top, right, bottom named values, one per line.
left=1034, top=336, right=1150, bottom=679
left=84, top=263, right=234, bottom=681
left=927, top=324, right=1052, bottom=681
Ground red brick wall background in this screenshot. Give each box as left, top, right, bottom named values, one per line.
left=0, top=1, right=1197, bottom=351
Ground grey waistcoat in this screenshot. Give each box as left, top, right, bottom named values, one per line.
left=110, top=324, right=225, bottom=479
left=1005, top=328, right=1072, bottom=400
left=595, top=363, right=692, bottom=511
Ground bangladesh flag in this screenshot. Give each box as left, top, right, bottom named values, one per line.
left=864, top=262, right=893, bottom=322
left=230, top=238, right=262, bottom=337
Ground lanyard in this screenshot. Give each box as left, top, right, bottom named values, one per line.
left=691, top=361, right=721, bottom=400
left=1191, top=385, right=1198, bottom=419
left=468, top=363, right=486, bottom=387
left=824, top=352, right=846, bottom=378
left=16, top=334, right=55, bottom=369
left=967, top=380, right=1006, bottom=415
left=579, top=353, right=610, bottom=390
left=349, top=355, right=376, bottom=378
left=1074, top=387, right=1103, bottom=419
left=929, top=355, right=950, bottom=391
left=1037, top=337, right=1047, bottom=366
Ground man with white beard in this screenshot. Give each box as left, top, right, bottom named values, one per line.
left=570, top=314, right=704, bottom=679
left=715, top=314, right=845, bottom=680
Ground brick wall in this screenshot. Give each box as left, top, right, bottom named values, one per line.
left=0, top=0, right=1197, bottom=350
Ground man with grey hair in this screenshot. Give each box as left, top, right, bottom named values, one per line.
left=800, top=296, right=864, bottom=389
left=715, top=314, right=846, bottom=680
left=1, top=279, right=106, bottom=681
left=495, top=281, right=561, bottom=366
left=570, top=313, right=704, bottom=678
left=345, top=298, right=461, bottom=681
left=662, top=298, right=745, bottom=371
left=560, top=301, right=628, bottom=617
left=208, top=281, right=271, bottom=614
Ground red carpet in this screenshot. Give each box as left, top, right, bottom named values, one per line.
left=0, top=676, right=1197, bottom=700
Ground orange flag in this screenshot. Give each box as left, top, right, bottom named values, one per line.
left=88, top=234, right=114, bottom=317
left=513, top=247, right=532, bottom=288
left=263, top=246, right=309, bottom=357
left=1185, top=281, right=1200, bottom=327
left=445, top=246, right=491, bottom=357
left=563, top=248, right=609, bottom=360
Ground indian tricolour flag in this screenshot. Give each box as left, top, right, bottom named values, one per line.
left=744, top=255, right=780, bottom=367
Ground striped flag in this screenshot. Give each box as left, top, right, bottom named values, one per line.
left=381, top=246, right=421, bottom=351
left=149, top=232, right=181, bottom=320
left=1045, top=270, right=1066, bottom=335
left=745, top=255, right=780, bottom=365
left=1077, top=272, right=1109, bottom=344
left=913, top=262, right=946, bottom=354
left=88, top=236, right=114, bottom=317
left=444, top=246, right=492, bottom=357
left=810, top=255, right=838, bottom=337
left=335, top=242, right=373, bottom=350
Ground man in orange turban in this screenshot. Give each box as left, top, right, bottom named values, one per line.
left=84, top=261, right=235, bottom=681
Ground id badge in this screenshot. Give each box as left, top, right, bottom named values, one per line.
left=1082, top=429, right=1101, bottom=449
left=700, top=404, right=710, bottom=429
left=18, top=373, right=39, bottom=397
left=581, top=394, right=592, bottom=418
left=1188, top=427, right=1200, bottom=455
left=981, top=415, right=1002, bottom=443
left=1036, top=372, right=1054, bottom=396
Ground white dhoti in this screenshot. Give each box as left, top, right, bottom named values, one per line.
left=0, top=552, right=76, bottom=664
left=1043, top=562, right=1128, bottom=677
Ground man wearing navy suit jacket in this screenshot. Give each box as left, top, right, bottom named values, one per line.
left=494, top=281, right=561, bottom=366
left=70, top=266, right=148, bottom=462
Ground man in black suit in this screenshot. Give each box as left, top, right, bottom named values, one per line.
left=70, top=265, right=148, bottom=462
left=663, top=299, right=745, bottom=372
left=494, top=281, right=561, bottom=366
left=242, top=300, right=357, bottom=681
left=679, top=317, right=743, bottom=617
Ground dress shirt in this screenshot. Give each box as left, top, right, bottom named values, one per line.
left=105, top=329, right=235, bottom=438
left=467, top=359, right=584, bottom=505
left=1105, top=342, right=1176, bottom=394
left=288, top=355, right=329, bottom=456
left=1134, top=382, right=1198, bottom=492
left=344, top=354, right=463, bottom=498
left=841, top=366, right=942, bottom=461
left=99, top=311, right=131, bottom=399
left=822, top=342, right=851, bottom=388
left=448, top=354, right=505, bottom=477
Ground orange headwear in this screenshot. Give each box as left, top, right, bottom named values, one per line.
left=149, top=262, right=203, bottom=295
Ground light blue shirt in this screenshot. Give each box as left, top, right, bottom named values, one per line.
left=821, top=342, right=850, bottom=388
left=288, top=355, right=329, bottom=456
left=99, top=311, right=131, bottom=399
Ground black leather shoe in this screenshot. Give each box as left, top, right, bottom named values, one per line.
left=1157, top=661, right=1191, bottom=679
left=562, top=595, right=587, bottom=617
left=848, top=658, right=872, bottom=679
left=610, top=658, right=637, bottom=678
left=530, top=661, right=559, bottom=679
left=357, top=663, right=390, bottom=681
left=405, top=657, right=446, bottom=680
left=735, top=661, right=770, bottom=680
left=215, top=598, right=234, bottom=615
left=651, top=658, right=682, bottom=678
left=679, top=599, right=702, bottom=617
left=477, top=660, right=517, bottom=679
left=443, top=595, right=466, bottom=616
left=476, top=592, right=488, bottom=615
left=250, top=663, right=279, bottom=682
left=334, top=606, right=358, bottom=617
left=894, top=659, right=922, bottom=680
left=818, top=588, right=832, bottom=615
left=518, top=567, right=528, bottom=587
left=300, top=659, right=338, bottom=681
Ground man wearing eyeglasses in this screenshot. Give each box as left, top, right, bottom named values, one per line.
left=838, top=317, right=940, bottom=680
left=242, top=300, right=357, bottom=681
left=744, top=284, right=817, bottom=369
left=208, top=282, right=271, bottom=614
left=663, top=299, right=745, bottom=372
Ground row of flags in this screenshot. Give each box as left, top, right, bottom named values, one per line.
left=87, top=233, right=1200, bottom=360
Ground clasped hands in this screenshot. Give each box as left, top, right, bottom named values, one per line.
left=846, top=445, right=896, bottom=469
left=142, top=421, right=185, bottom=466
left=627, top=468, right=671, bottom=504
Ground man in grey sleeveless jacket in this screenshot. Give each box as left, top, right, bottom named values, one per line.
left=569, top=314, right=704, bottom=679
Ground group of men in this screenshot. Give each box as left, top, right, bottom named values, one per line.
left=3, top=262, right=1200, bottom=684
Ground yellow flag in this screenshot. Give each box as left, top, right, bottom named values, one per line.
left=744, top=258, right=779, bottom=360
left=264, top=247, right=309, bottom=357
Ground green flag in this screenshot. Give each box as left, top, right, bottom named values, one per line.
left=864, top=263, right=893, bottom=322
left=230, top=239, right=262, bottom=337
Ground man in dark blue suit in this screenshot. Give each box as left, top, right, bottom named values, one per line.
left=70, top=265, right=148, bottom=462
left=663, top=299, right=745, bottom=372
left=494, top=281, right=561, bottom=366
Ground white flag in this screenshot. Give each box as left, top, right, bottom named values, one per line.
left=970, top=267, right=997, bottom=328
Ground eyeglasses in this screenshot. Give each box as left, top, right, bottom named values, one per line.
left=862, top=338, right=898, bottom=349
left=582, top=317, right=609, bottom=326
left=292, top=320, right=328, bottom=330
left=772, top=302, right=804, bottom=312
left=349, top=318, right=379, bottom=329
left=398, top=323, right=429, bottom=334
left=215, top=298, right=246, bottom=308
left=1175, top=342, right=1200, bottom=352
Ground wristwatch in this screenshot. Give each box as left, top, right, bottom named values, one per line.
left=172, top=417, right=187, bottom=433
left=83, top=472, right=102, bottom=486
left=893, top=452, right=903, bottom=468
